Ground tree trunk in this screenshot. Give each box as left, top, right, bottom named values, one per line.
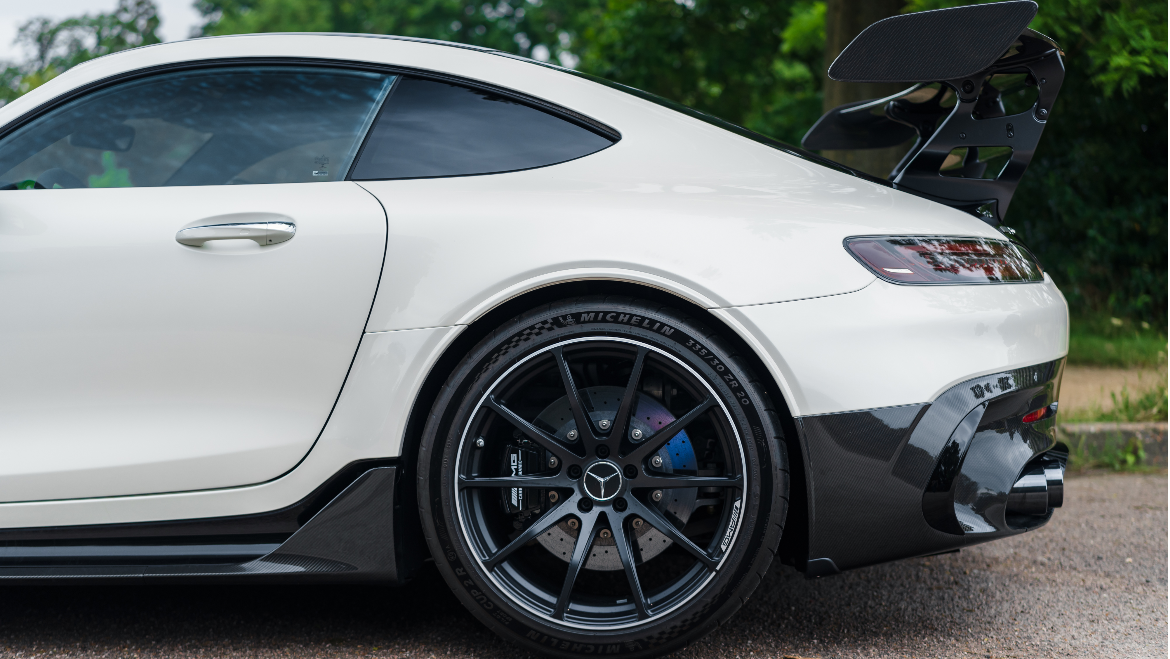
left=821, top=0, right=910, bottom=178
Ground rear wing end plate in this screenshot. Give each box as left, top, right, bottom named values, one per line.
left=802, top=1, right=1065, bottom=224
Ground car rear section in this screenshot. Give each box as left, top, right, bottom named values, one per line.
left=722, top=260, right=1068, bottom=574
left=737, top=0, right=1073, bottom=575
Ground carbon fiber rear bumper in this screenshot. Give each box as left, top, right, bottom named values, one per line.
left=796, top=358, right=1065, bottom=575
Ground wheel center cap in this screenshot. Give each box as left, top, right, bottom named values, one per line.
left=582, top=460, right=623, bottom=502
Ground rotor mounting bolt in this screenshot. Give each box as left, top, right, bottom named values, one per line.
left=1038, top=108, right=1048, bottom=118
left=614, top=497, right=628, bottom=512
left=599, top=529, right=612, bottom=539
left=578, top=498, right=593, bottom=513
left=596, top=445, right=610, bottom=458
left=568, top=465, right=583, bottom=479
left=474, top=437, right=485, bottom=448
left=598, top=419, right=611, bottom=431
left=631, top=428, right=643, bottom=441
left=567, top=518, right=579, bottom=530
left=548, top=455, right=559, bottom=468
left=548, top=491, right=559, bottom=503
left=651, top=490, right=664, bottom=502
left=631, top=518, right=644, bottom=530
left=651, top=455, right=664, bottom=469
left=959, top=132, right=966, bottom=140
left=566, top=429, right=578, bottom=441
left=961, top=80, right=974, bottom=94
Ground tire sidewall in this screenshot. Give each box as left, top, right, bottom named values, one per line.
left=418, top=300, right=785, bottom=656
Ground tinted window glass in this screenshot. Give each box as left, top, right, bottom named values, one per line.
left=0, top=67, right=393, bottom=189
left=350, top=77, right=614, bottom=180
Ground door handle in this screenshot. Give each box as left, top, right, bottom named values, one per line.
left=176, top=222, right=296, bottom=247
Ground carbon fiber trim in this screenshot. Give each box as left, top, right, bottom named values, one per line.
left=0, top=467, right=403, bottom=583
left=828, top=1, right=1039, bottom=83
left=797, top=358, right=1063, bottom=572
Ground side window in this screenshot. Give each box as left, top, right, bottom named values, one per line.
left=350, top=77, right=616, bottom=180
left=0, top=67, right=394, bottom=189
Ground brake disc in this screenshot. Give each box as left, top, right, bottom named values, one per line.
left=534, top=385, right=698, bottom=571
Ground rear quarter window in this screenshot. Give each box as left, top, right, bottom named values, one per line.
left=349, top=77, right=615, bottom=180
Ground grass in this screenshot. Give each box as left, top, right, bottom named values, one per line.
left=1056, top=316, right=1166, bottom=472
left=1067, top=316, right=1167, bottom=368
left=1062, top=383, right=1168, bottom=423
left=1065, top=432, right=1156, bottom=472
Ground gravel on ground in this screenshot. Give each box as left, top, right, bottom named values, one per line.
left=0, top=472, right=1164, bottom=659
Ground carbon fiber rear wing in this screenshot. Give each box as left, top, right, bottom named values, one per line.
left=802, top=1, right=1064, bottom=224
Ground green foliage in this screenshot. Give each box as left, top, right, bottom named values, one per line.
left=1068, top=315, right=1168, bottom=368
left=198, top=0, right=588, bottom=68
left=905, top=0, right=1169, bottom=99
left=569, top=0, right=824, bottom=145
left=0, top=0, right=160, bottom=103
left=903, top=0, right=1168, bottom=323
left=197, top=0, right=827, bottom=145
left=1063, top=382, right=1168, bottom=423
left=1066, top=433, right=1153, bottom=472
left=1, top=0, right=1163, bottom=323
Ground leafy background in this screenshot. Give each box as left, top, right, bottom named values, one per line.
left=1, top=0, right=1166, bottom=334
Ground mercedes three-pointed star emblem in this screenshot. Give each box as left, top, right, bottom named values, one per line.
left=583, top=461, right=623, bottom=502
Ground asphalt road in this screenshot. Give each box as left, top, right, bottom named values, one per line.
left=0, top=472, right=1163, bottom=659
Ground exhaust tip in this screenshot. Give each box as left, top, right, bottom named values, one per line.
left=1006, top=457, right=1064, bottom=516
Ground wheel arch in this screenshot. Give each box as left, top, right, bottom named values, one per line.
left=394, top=278, right=811, bottom=577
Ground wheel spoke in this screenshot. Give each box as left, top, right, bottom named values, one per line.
left=484, top=396, right=577, bottom=461
left=610, top=347, right=648, bottom=444
left=458, top=473, right=574, bottom=489
left=552, top=347, right=598, bottom=444
left=484, top=495, right=576, bottom=571
left=609, top=511, right=650, bottom=619
left=622, top=396, right=716, bottom=464
left=633, top=474, right=742, bottom=491
left=627, top=497, right=718, bottom=570
left=553, top=510, right=599, bottom=619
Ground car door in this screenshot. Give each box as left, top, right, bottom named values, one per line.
left=0, top=65, right=394, bottom=501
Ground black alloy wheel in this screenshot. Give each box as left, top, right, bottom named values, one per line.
left=418, top=298, right=788, bottom=657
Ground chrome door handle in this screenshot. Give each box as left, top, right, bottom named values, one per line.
left=176, top=222, right=296, bottom=247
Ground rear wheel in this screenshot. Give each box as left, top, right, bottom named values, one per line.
left=418, top=298, right=788, bottom=657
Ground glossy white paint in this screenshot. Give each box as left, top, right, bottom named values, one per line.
left=0, top=34, right=1069, bottom=528
left=0, top=326, right=459, bottom=527
left=0, top=183, right=386, bottom=501
left=0, top=32, right=1007, bottom=324
left=717, top=274, right=1069, bottom=417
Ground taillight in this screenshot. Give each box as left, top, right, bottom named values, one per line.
left=1022, top=402, right=1057, bottom=424
left=844, top=236, right=1044, bottom=285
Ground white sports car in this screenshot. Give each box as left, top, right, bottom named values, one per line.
left=0, top=2, right=1068, bottom=655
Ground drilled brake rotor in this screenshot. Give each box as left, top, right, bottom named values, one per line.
left=533, top=385, right=698, bottom=571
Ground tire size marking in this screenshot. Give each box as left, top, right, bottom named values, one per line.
left=684, top=339, right=752, bottom=408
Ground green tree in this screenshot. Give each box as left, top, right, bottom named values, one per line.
left=198, top=0, right=587, bottom=67
left=0, top=0, right=160, bottom=103
left=4, top=0, right=1164, bottom=323
left=820, top=0, right=906, bottom=177
left=906, top=0, right=1168, bottom=322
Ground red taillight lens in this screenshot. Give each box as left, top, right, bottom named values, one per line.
left=845, top=236, right=1044, bottom=284
left=1021, top=408, right=1047, bottom=423
left=1022, top=403, right=1057, bottom=424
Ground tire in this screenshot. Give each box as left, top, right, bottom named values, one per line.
left=417, top=296, right=789, bottom=657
